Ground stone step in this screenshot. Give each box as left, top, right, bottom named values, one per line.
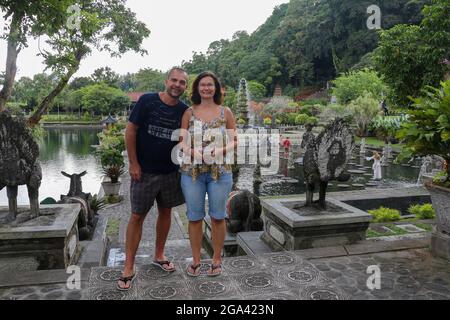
left=236, top=231, right=283, bottom=256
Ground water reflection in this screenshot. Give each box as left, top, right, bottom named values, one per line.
left=0, top=127, right=103, bottom=205
left=236, top=147, right=420, bottom=197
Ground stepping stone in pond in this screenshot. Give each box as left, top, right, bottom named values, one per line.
left=337, top=184, right=351, bottom=188
left=363, top=173, right=373, bottom=177
left=365, top=182, right=378, bottom=187
left=354, top=164, right=364, bottom=167
left=351, top=184, right=365, bottom=188
left=348, top=169, right=366, bottom=174
left=395, top=224, right=427, bottom=233
left=411, top=165, right=420, bottom=169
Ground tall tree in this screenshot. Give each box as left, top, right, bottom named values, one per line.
left=0, top=0, right=74, bottom=111
left=27, top=0, right=150, bottom=126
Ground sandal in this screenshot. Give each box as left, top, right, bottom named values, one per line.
left=186, top=263, right=201, bottom=277
left=152, top=259, right=176, bottom=272
left=117, top=273, right=136, bottom=291
left=207, top=263, right=222, bottom=277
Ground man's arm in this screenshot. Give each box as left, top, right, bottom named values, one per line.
left=125, top=122, right=142, bottom=181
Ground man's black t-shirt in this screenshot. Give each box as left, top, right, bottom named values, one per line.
left=129, top=93, right=188, bottom=174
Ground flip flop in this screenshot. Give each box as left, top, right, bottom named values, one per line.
left=207, top=263, right=222, bottom=277
left=152, top=260, right=176, bottom=272
left=117, top=273, right=136, bottom=291
left=186, top=263, right=201, bottom=277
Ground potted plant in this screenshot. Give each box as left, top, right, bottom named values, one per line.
left=100, top=147, right=125, bottom=196
left=397, top=79, right=450, bottom=259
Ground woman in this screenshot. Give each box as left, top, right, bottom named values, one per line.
left=179, top=71, right=236, bottom=277
left=366, top=151, right=383, bottom=180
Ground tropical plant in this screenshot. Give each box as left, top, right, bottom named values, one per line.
left=396, top=80, right=450, bottom=184
left=368, top=207, right=401, bottom=223
left=90, top=194, right=107, bottom=214
left=348, top=93, right=381, bottom=137
left=100, top=148, right=125, bottom=183
left=408, top=203, right=436, bottom=219
left=370, top=115, right=407, bottom=144
left=331, top=69, right=388, bottom=105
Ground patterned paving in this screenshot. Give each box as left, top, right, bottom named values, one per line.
left=88, top=252, right=349, bottom=300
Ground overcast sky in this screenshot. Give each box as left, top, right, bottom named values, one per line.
left=0, top=0, right=288, bottom=79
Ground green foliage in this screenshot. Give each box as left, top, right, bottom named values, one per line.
left=370, top=115, right=407, bottom=143
left=223, top=87, right=237, bottom=111
left=319, top=104, right=353, bottom=122
left=295, top=114, right=309, bottom=125
left=182, top=1, right=427, bottom=92
left=397, top=80, right=450, bottom=182
left=301, top=99, right=328, bottom=106
left=77, top=83, right=130, bottom=115
left=298, top=104, right=322, bottom=117
left=375, top=0, right=450, bottom=106
left=134, top=68, right=165, bottom=92
left=90, top=194, right=107, bottom=214
left=91, top=67, right=120, bottom=88
left=264, top=96, right=293, bottom=116
left=237, top=118, right=246, bottom=125
left=263, top=118, right=272, bottom=126
left=106, top=217, right=120, bottom=236
left=433, top=171, right=450, bottom=188
left=31, top=124, right=47, bottom=140
left=98, top=125, right=126, bottom=183
left=408, top=203, right=436, bottom=219
left=348, top=93, right=381, bottom=137
left=247, top=81, right=267, bottom=102
left=331, top=69, right=388, bottom=105
left=368, top=207, right=402, bottom=223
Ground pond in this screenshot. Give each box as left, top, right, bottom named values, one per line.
left=0, top=127, right=103, bottom=206
left=235, top=145, right=421, bottom=196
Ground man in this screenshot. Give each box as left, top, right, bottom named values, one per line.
left=117, top=67, right=189, bottom=290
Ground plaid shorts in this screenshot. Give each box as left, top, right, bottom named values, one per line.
left=130, top=171, right=185, bottom=215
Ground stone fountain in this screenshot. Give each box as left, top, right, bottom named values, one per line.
left=0, top=111, right=81, bottom=269
left=236, top=79, right=255, bottom=127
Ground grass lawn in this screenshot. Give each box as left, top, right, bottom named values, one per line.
left=355, top=136, right=402, bottom=152
left=106, top=217, right=120, bottom=237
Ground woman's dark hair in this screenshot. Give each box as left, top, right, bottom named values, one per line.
left=191, top=71, right=223, bottom=105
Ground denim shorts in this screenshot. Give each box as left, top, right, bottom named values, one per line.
left=180, top=172, right=233, bottom=221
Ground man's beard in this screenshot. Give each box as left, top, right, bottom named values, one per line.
left=167, top=89, right=182, bottom=99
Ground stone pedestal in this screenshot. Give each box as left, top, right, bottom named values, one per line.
left=203, top=216, right=240, bottom=257
left=431, top=231, right=450, bottom=260
left=260, top=197, right=372, bottom=251
left=0, top=204, right=81, bottom=269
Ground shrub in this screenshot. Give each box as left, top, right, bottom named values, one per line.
left=295, top=114, right=310, bottom=125
left=331, top=68, right=388, bottom=104
left=408, top=204, right=435, bottom=219
left=348, top=93, right=381, bottom=137
left=368, top=207, right=401, bottom=222
left=263, top=118, right=272, bottom=125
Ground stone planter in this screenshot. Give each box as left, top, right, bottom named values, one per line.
left=101, top=180, right=121, bottom=196
left=425, top=182, right=450, bottom=260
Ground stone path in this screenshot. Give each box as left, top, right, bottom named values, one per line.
left=86, top=247, right=450, bottom=300
left=1, top=172, right=449, bottom=300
